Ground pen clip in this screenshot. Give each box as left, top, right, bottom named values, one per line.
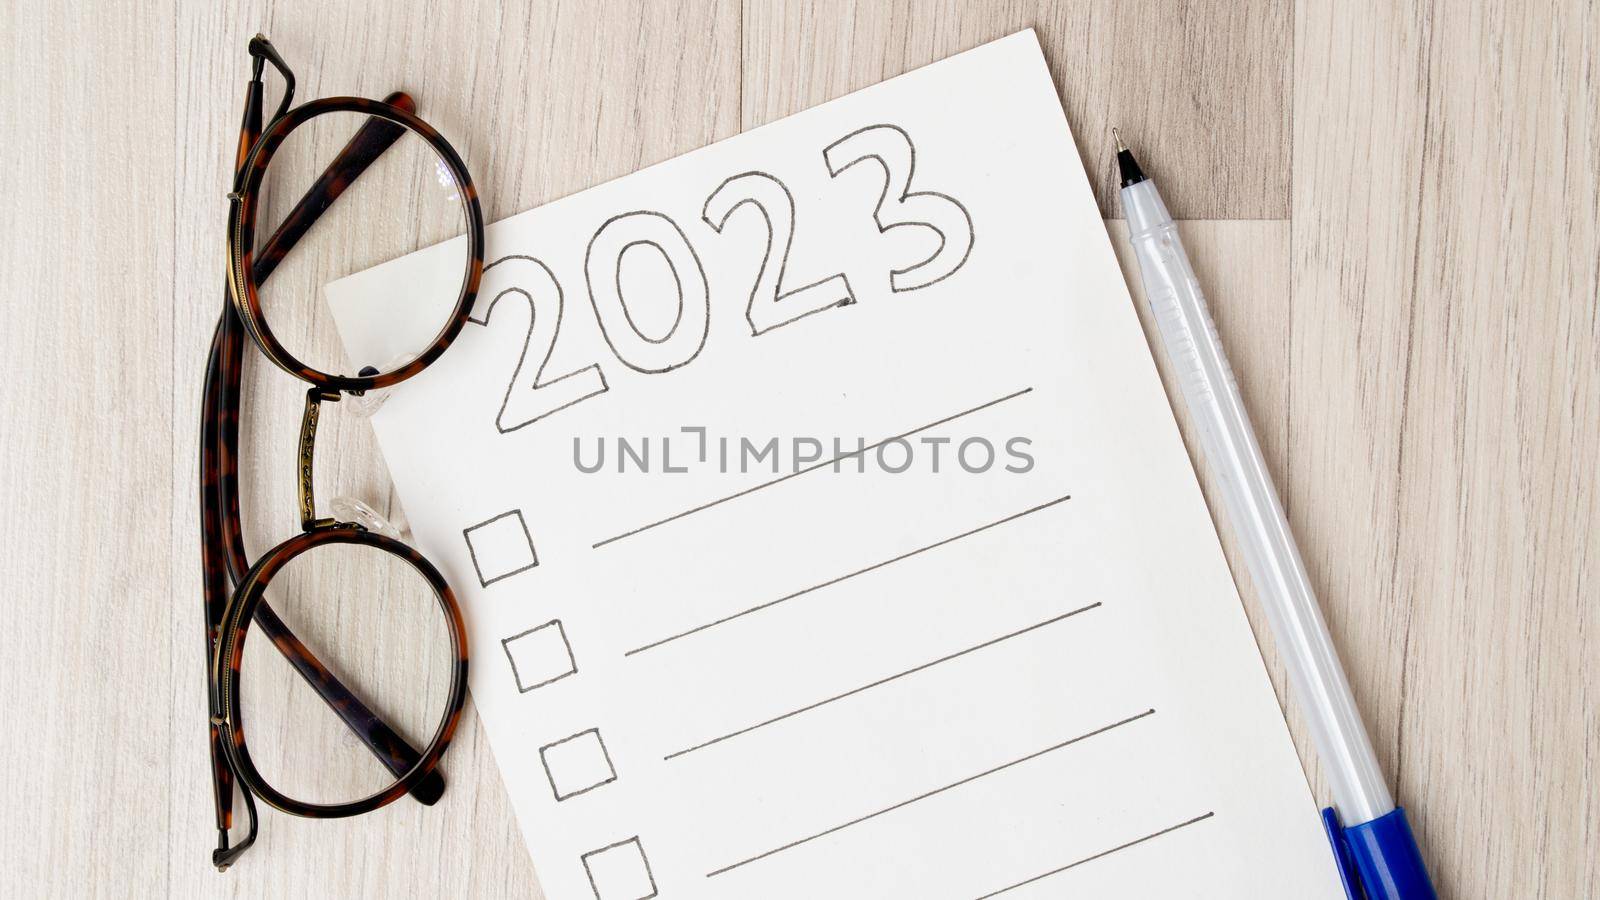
left=1321, top=807, right=1366, bottom=900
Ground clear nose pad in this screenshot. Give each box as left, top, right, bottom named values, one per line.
left=345, top=357, right=410, bottom=418
left=329, top=495, right=404, bottom=540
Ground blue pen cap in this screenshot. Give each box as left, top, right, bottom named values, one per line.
left=1324, top=806, right=1436, bottom=900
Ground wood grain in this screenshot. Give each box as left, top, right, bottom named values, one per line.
left=742, top=0, right=1292, bottom=218
left=0, top=0, right=178, bottom=895
left=0, top=0, right=1595, bottom=897
left=1293, top=3, right=1600, bottom=897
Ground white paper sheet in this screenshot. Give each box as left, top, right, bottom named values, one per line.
left=327, top=30, right=1341, bottom=899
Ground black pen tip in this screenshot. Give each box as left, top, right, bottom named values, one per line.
left=1113, top=128, right=1146, bottom=188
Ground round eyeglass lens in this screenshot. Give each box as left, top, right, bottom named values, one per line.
left=251, top=109, right=470, bottom=379
left=235, top=538, right=455, bottom=807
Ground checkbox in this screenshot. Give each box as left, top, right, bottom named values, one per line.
left=582, top=836, right=657, bottom=900
left=502, top=620, right=577, bottom=693
left=463, top=509, right=538, bottom=587
left=539, top=728, right=618, bottom=801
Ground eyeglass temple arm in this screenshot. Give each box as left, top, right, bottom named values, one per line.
left=251, top=90, right=418, bottom=284
left=202, top=321, right=255, bottom=871
left=204, top=65, right=267, bottom=869
left=251, top=601, right=453, bottom=791
left=248, top=34, right=295, bottom=122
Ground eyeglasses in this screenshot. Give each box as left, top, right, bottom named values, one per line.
left=202, top=35, right=485, bottom=870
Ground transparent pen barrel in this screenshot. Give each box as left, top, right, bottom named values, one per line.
left=1127, top=190, right=1394, bottom=824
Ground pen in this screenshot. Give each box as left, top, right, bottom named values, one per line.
left=1113, top=130, right=1437, bottom=900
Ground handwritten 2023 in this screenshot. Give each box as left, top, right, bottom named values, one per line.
left=467, top=124, right=974, bottom=434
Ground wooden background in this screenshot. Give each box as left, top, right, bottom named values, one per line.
left=2, top=0, right=1595, bottom=896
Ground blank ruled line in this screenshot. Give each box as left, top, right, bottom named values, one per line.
left=703, top=709, right=1156, bottom=879
left=623, top=493, right=1073, bottom=657
left=591, top=387, right=1035, bottom=549
left=663, top=602, right=1104, bottom=761
left=972, top=811, right=1217, bottom=899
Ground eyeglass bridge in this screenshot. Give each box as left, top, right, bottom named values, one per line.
left=297, top=388, right=344, bottom=532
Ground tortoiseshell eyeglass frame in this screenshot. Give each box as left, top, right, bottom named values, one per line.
left=201, top=35, right=484, bottom=871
